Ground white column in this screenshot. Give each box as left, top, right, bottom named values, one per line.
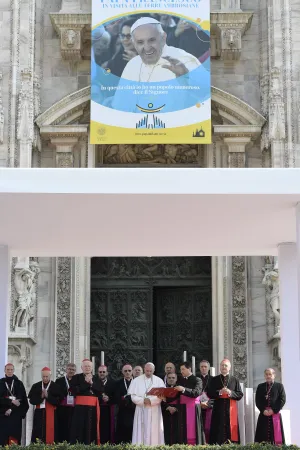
left=278, top=242, right=299, bottom=444
left=0, top=245, right=9, bottom=369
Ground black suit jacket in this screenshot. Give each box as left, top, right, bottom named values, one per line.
left=181, top=375, right=202, bottom=398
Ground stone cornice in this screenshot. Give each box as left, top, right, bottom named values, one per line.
left=213, top=125, right=262, bottom=139
left=40, top=125, right=88, bottom=139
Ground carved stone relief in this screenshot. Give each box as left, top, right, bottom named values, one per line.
left=211, top=12, right=253, bottom=60
left=55, top=257, right=72, bottom=377
left=56, top=151, right=74, bottom=167
left=11, top=258, right=40, bottom=338
left=13, top=264, right=40, bottom=335
left=232, top=256, right=248, bottom=385
left=262, top=258, right=280, bottom=340
left=100, top=144, right=203, bottom=165
left=91, top=257, right=211, bottom=278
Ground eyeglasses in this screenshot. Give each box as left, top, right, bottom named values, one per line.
left=120, top=33, right=131, bottom=40
left=98, top=371, right=106, bottom=374
left=124, top=369, right=132, bottom=372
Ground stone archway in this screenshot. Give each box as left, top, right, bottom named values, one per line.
left=36, top=85, right=265, bottom=127
left=36, top=85, right=265, bottom=167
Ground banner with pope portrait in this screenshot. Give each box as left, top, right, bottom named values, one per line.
left=91, top=0, right=211, bottom=144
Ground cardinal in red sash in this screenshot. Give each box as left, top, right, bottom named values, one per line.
left=28, top=367, right=62, bottom=444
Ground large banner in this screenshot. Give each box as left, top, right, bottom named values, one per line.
left=91, top=0, right=211, bottom=144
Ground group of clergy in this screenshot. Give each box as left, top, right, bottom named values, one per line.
left=0, top=358, right=286, bottom=446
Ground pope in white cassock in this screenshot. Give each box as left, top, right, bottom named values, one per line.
left=120, top=17, right=200, bottom=82
left=128, top=362, right=165, bottom=445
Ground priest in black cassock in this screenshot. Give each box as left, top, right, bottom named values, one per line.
left=255, top=368, right=286, bottom=444
left=115, top=364, right=135, bottom=443
left=96, top=365, right=116, bottom=443
left=55, top=362, right=77, bottom=442
left=207, top=358, right=243, bottom=444
left=0, top=363, right=29, bottom=446
left=162, top=372, right=187, bottom=444
left=174, top=361, right=205, bottom=445
left=199, top=360, right=213, bottom=443
left=28, top=367, right=62, bottom=444
left=70, top=359, right=102, bottom=444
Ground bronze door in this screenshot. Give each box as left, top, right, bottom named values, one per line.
left=90, top=286, right=153, bottom=376
left=154, top=286, right=212, bottom=377
left=90, top=257, right=212, bottom=379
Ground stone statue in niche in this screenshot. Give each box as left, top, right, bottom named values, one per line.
left=13, top=264, right=40, bottom=333
left=262, top=260, right=280, bottom=338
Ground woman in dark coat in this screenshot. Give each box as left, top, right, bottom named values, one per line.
left=255, top=368, right=286, bottom=444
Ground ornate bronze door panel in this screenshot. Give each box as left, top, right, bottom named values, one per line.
left=90, top=287, right=153, bottom=377
left=154, top=287, right=212, bottom=376
left=91, top=257, right=212, bottom=379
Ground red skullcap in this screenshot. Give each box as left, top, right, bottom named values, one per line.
left=41, top=367, right=51, bottom=372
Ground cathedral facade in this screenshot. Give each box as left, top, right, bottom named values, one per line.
left=0, top=0, right=295, bottom=391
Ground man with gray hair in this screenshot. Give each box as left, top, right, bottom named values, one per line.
left=120, top=17, right=200, bottom=82
left=128, top=362, right=165, bottom=445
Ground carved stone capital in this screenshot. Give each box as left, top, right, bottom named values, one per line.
left=40, top=125, right=87, bottom=167
left=50, top=14, right=91, bottom=60
left=211, top=12, right=253, bottom=60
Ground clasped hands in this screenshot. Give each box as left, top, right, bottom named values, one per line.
left=5, top=399, right=20, bottom=416
left=144, top=398, right=151, bottom=407
left=41, top=389, right=48, bottom=399
left=102, top=394, right=109, bottom=403
left=220, top=387, right=231, bottom=396
left=263, top=408, right=274, bottom=416
left=85, top=374, right=93, bottom=385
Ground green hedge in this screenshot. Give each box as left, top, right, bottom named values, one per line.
left=10, top=444, right=300, bottom=450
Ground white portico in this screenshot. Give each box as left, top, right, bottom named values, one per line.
left=1, top=167, right=300, bottom=443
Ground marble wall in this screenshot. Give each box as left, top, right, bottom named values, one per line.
left=249, top=256, right=272, bottom=388
left=31, top=257, right=55, bottom=384
left=0, top=0, right=11, bottom=167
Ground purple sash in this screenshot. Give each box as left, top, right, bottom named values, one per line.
left=204, top=408, right=212, bottom=443
left=272, top=413, right=283, bottom=445
left=180, top=395, right=200, bottom=445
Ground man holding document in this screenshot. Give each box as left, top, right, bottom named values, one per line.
left=128, top=362, right=166, bottom=445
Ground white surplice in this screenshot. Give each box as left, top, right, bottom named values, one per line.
left=128, top=374, right=165, bottom=445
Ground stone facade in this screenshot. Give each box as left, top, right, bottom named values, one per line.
left=2, top=0, right=299, bottom=389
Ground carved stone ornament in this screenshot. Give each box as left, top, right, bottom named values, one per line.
left=50, top=14, right=90, bottom=60
left=262, top=260, right=280, bottom=340
left=13, top=261, right=40, bottom=336
left=56, top=257, right=72, bottom=377
left=269, top=68, right=286, bottom=142
left=231, top=256, right=248, bottom=385
left=211, top=12, right=253, bottom=60
left=102, top=144, right=203, bottom=165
